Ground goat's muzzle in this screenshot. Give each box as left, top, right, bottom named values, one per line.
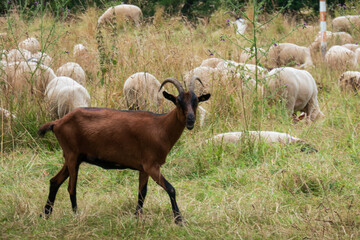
left=186, top=113, right=195, bottom=130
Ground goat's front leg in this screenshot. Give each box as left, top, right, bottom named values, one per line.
left=135, top=171, right=149, bottom=216
left=147, top=166, right=183, bottom=224
left=41, top=164, right=69, bottom=218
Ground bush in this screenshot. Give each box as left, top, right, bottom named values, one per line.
left=0, top=0, right=350, bottom=18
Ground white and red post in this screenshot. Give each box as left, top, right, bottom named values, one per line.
left=320, top=0, right=327, bottom=57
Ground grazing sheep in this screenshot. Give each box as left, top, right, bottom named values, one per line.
left=224, top=11, right=248, bottom=34
left=183, top=66, right=217, bottom=95
left=342, top=43, right=360, bottom=52
left=356, top=48, right=360, bottom=64
left=332, top=15, right=360, bottom=32
left=206, top=131, right=317, bottom=152
left=267, top=67, right=324, bottom=121
left=268, top=43, right=313, bottom=69
left=4, top=61, right=56, bottom=93
left=200, top=58, right=225, bottom=68
left=18, top=37, right=40, bottom=54
left=98, top=4, right=143, bottom=26
left=338, top=71, right=360, bottom=93
left=123, top=72, right=163, bottom=110
left=56, top=62, right=86, bottom=85
left=184, top=65, right=261, bottom=98
left=0, top=107, right=16, bottom=120
left=2, top=48, right=32, bottom=63
left=234, top=18, right=247, bottom=35
left=216, top=61, right=268, bottom=80
left=239, top=47, right=267, bottom=65
left=198, top=106, right=208, bottom=128
left=45, top=76, right=91, bottom=118
left=324, top=45, right=357, bottom=70
left=31, top=52, right=53, bottom=66
left=73, top=44, right=88, bottom=58
left=310, top=31, right=354, bottom=52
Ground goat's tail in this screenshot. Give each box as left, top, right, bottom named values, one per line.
left=38, top=122, right=56, bottom=137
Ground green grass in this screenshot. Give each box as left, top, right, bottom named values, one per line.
left=1, top=3, right=360, bottom=239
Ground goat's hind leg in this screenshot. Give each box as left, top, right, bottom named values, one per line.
left=41, top=164, right=69, bottom=218
left=67, top=153, right=81, bottom=214
left=135, top=171, right=149, bottom=216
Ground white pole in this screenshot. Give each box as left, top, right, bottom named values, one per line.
left=320, top=0, right=327, bottom=57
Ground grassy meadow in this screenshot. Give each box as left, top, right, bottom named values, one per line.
left=1, top=2, right=360, bottom=239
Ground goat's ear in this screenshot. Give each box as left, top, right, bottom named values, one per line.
left=198, top=93, right=211, bottom=102
left=163, top=91, right=177, bottom=105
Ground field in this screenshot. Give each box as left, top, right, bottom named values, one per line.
left=1, top=2, right=360, bottom=239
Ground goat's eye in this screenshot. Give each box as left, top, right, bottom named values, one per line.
left=191, top=96, right=198, bottom=108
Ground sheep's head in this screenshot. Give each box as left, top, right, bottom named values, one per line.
left=159, top=76, right=210, bottom=130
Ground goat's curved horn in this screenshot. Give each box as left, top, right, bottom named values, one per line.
left=159, top=77, right=184, bottom=94
left=189, top=75, right=204, bottom=92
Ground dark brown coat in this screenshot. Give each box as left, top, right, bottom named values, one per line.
left=38, top=77, right=210, bottom=224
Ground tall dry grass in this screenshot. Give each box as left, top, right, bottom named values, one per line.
left=0, top=2, right=360, bottom=239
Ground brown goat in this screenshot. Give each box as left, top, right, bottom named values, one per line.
left=38, top=76, right=210, bottom=224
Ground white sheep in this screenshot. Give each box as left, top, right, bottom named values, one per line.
left=332, top=15, right=360, bottom=32
left=4, top=61, right=56, bottom=93
left=239, top=47, right=267, bottom=65
left=338, top=71, right=360, bottom=93
left=18, top=37, right=40, bottom=54
left=183, top=66, right=217, bottom=95
left=200, top=58, right=225, bottom=68
left=73, top=44, right=88, bottom=58
left=234, top=18, right=247, bottom=35
left=45, top=76, right=91, bottom=118
left=0, top=107, right=16, bottom=120
left=342, top=43, right=360, bottom=52
left=197, top=106, right=208, bottom=128
left=324, top=45, right=357, bottom=70
left=268, top=43, right=313, bottom=69
left=216, top=61, right=268, bottom=81
left=267, top=67, right=324, bottom=121
left=97, top=4, right=143, bottom=26
left=208, top=131, right=302, bottom=145
left=31, top=52, right=53, bottom=66
left=56, top=62, right=86, bottom=85
left=2, top=48, right=32, bottom=63
left=183, top=66, right=255, bottom=95
left=206, top=131, right=317, bottom=151
left=183, top=65, right=261, bottom=126
left=356, top=48, right=360, bottom=65
left=310, top=31, right=354, bottom=52
left=123, top=72, right=163, bottom=110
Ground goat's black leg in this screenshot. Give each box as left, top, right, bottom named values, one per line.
left=41, top=165, right=69, bottom=218
left=162, top=177, right=183, bottom=224
left=147, top=166, right=183, bottom=224
left=67, top=156, right=80, bottom=213
left=135, top=171, right=149, bottom=216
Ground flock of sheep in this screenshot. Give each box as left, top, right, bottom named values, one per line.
left=1, top=4, right=360, bottom=150
left=0, top=37, right=90, bottom=119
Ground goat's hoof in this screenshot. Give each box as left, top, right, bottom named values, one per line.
left=72, top=206, right=78, bottom=214
left=134, top=209, right=143, bottom=218
left=174, top=215, right=185, bottom=225
left=40, top=213, right=50, bottom=219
